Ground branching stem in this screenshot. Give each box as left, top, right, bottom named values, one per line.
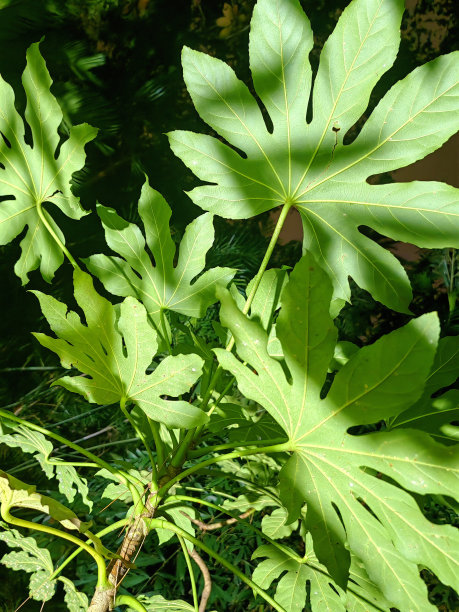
left=149, top=518, right=286, bottom=612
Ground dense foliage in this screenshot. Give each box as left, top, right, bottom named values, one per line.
left=0, top=0, right=458, bottom=611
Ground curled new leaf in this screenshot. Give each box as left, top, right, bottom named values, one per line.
left=0, top=42, right=97, bottom=283
left=169, top=0, right=459, bottom=312
left=32, top=269, right=207, bottom=429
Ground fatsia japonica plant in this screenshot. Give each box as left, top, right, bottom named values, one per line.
left=0, top=0, right=458, bottom=610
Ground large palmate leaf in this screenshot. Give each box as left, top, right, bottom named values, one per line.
left=0, top=424, right=92, bottom=509
left=85, top=179, right=235, bottom=334
left=169, top=0, right=459, bottom=312
left=0, top=42, right=97, bottom=283
left=215, top=253, right=459, bottom=610
left=389, top=335, right=459, bottom=443
left=32, top=269, right=206, bottom=429
left=252, top=537, right=392, bottom=612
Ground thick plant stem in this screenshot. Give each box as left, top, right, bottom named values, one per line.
left=36, top=200, right=79, bottom=269
left=150, top=518, right=286, bottom=612
left=178, top=535, right=199, bottom=611
left=1, top=506, right=109, bottom=589
left=0, top=408, right=140, bottom=490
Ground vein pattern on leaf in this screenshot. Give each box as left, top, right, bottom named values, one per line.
left=169, top=0, right=459, bottom=311
left=252, top=537, right=392, bottom=612
left=215, top=252, right=459, bottom=610
left=0, top=42, right=97, bottom=283
left=32, top=269, right=206, bottom=429
left=85, top=178, right=235, bottom=333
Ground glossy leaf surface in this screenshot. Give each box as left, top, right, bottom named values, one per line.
left=170, top=0, right=459, bottom=311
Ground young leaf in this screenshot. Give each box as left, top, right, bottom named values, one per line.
left=215, top=253, right=459, bottom=610
left=32, top=269, right=206, bottom=429
left=0, top=425, right=92, bottom=509
left=156, top=503, right=196, bottom=552
left=85, top=179, right=235, bottom=333
left=97, top=468, right=150, bottom=505
left=0, top=528, right=55, bottom=601
left=389, top=335, right=459, bottom=442
left=169, top=0, right=459, bottom=312
left=0, top=42, right=97, bottom=284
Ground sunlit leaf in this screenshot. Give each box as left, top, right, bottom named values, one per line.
left=32, top=269, right=206, bottom=429
left=85, top=178, right=235, bottom=336
left=252, top=536, right=392, bottom=611
left=169, top=0, right=459, bottom=312
left=0, top=42, right=97, bottom=283
left=0, top=470, right=90, bottom=532
left=215, top=252, right=459, bottom=610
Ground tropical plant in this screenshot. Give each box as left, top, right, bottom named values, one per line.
left=0, top=0, right=458, bottom=611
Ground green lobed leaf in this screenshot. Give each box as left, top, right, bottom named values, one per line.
left=215, top=252, right=459, bottom=610
left=169, top=0, right=459, bottom=312
left=0, top=528, right=55, bottom=601
left=32, top=269, right=206, bottom=429
left=0, top=42, right=97, bottom=283
left=85, top=178, right=235, bottom=335
left=0, top=425, right=92, bottom=509
left=252, top=536, right=392, bottom=612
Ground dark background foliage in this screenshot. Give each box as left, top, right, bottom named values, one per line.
left=0, top=0, right=457, bottom=610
